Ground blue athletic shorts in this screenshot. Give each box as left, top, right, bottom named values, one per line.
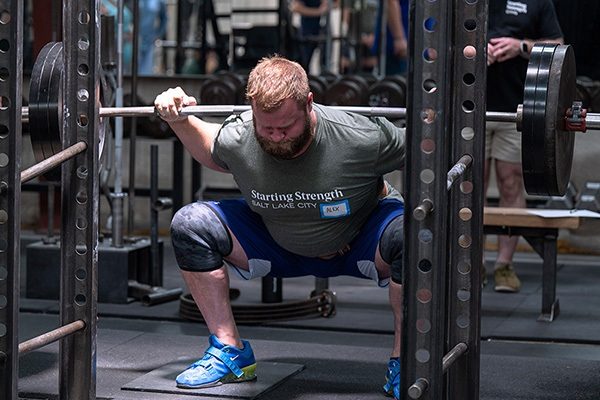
left=209, top=198, right=404, bottom=287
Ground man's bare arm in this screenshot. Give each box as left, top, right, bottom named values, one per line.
left=154, top=87, right=229, bottom=173
left=387, top=0, right=407, bottom=58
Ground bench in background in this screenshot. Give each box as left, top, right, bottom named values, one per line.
left=483, top=207, right=594, bottom=322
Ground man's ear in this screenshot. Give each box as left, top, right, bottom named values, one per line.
left=306, top=92, right=314, bottom=113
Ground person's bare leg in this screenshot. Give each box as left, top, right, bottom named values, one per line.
left=483, top=158, right=492, bottom=197
left=375, top=249, right=402, bottom=357
left=389, top=280, right=403, bottom=357
left=181, top=230, right=249, bottom=349
left=482, top=157, right=492, bottom=273
left=495, top=159, right=526, bottom=264
left=182, top=267, right=242, bottom=348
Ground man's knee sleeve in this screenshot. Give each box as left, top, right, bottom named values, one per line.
left=379, top=215, right=404, bottom=284
left=170, top=202, right=232, bottom=272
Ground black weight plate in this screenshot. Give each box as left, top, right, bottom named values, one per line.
left=344, top=74, right=371, bottom=90
left=321, top=71, right=340, bottom=85
left=358, top=73, right=378, bottom=87
left=199, top=74, right=238, bottom=105
left=522, top=44, right=576, bottom=196
left=368, top=80, right=406, bottom=107
left=308, top=74, right=328, bottom=104
left=219, top=71, right=247, bottom=104
left=29, top=41, right=63, bottom=174
left=29, top=41, right=108, bottom=181
left=343, top=75, right=370, bottom=104
left=385, top=74, right=408, bottom=95
left=325, top=79, right=363, bottom=106
left=97, top=73, right=110, bottom=175
left=522, top=43, right=552, bottom=195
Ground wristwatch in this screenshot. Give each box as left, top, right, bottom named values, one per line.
left=520, top=40, right=529, bottom=56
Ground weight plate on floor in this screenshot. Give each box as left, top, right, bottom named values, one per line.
left=522, top=44, right=576, bottom=196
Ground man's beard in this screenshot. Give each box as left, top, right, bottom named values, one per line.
left=255, top=115, right=313, bottom=159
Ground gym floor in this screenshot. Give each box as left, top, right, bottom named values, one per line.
left=17, top=233, right=600, bottom=400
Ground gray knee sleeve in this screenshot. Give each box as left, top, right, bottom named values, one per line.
left=379, top=215, right=404, bottom=284
left=170, top=202, right=232, bottom=272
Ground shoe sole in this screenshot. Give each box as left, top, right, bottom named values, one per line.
left=177, top=364, right=257, bottom=389
left=494, top=285, right=519, bottom=293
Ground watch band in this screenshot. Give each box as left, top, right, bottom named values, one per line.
left=520, top=40, right=529, bottom=55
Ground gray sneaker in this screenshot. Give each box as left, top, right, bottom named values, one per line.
left=494, top=263, right=521, bottom=293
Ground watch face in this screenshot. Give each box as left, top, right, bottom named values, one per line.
left=521, top=41, right=529, bottom=53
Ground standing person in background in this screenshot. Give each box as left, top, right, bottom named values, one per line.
left=484, top=0, right=563, bottom=292
left=552, top=0, right=600, bottom=81
left=372, top=0, right=407, bottom=75
left=290, top=0, right=329, bottom=71
left=138, top=0, right=168, bottom=75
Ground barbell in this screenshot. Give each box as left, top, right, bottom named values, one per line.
left=22, top=42, right=600, bottom=196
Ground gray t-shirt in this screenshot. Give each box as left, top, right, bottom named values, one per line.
left=212, top=104, right=406, bottom=257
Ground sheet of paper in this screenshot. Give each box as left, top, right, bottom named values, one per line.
left=527, top=209, right=600, bottom=219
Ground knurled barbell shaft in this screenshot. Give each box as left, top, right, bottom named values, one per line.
left=585, top=113, right=600, bottom=130
left=101, top=105, right=522, bottom=122
left=20, top=105, right=600, bottom=129
left=18, top=105, right=520, bottom=123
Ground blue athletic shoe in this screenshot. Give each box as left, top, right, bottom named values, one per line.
left=176, top=335, right=257, bottom=389
left=383, top=358, right=401, bottom=399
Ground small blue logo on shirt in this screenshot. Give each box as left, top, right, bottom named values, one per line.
left=320, top=200, right=350, bottom=218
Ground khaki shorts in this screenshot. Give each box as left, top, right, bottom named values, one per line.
left=485, top=121, right=521, bottom=163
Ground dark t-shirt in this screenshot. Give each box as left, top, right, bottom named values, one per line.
left=553, top=0, right=600, bottom=80
left=487, top=0, right=563, bottom=112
